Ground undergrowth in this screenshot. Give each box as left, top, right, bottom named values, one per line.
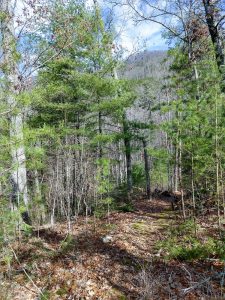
left=156, top=219, right=225, bottom=261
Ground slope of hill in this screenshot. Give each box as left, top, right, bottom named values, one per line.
left=120, top=50, right=168, bottom=80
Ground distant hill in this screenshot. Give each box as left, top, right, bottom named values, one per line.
left=120, top=50, right=168, bottom=80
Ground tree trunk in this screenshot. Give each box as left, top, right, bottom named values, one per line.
left=142, top=139, right=151, bottom=200
left=174, top=144, right=179, bottom=192
left=98, top=111, right=103, bottom=159
left=1, top=0, right=29, bottom=220
left=215, top=91, right=221, bottom=230
left=113, top=68, right=132, bottom=198
left=202, top=0, right=225, bottom=73
left=123, top=112, right=132, bottom=199
left=178, top=140, right=186, bottom=219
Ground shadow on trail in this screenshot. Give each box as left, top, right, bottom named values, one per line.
left=40, top=230, right=221, bottom=299
left=35, top=228, right=65, bottom=245
left=13, top=197, right=222, bottom=299
left=32, top=229, right=146, bottom=298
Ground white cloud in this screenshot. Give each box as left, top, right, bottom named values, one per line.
left=107, top=1, right=167, bottom=56
left=15, top=0, right=167, bottom=55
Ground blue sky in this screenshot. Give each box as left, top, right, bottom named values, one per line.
left=16, top=0, right=168, bottom=55
left=86, top=0, right=168, bottom=54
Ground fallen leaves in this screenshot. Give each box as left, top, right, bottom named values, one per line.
left=1, top=198, right=224, bottom=299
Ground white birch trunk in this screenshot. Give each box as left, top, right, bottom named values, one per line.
left=1, top=0, right=29, bottom=207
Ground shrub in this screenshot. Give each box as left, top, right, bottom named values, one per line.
left=132, top=163, right=145, bottom=187
left=156, top=220, right=225, bottom=261
left=94, top=197, right=115, bottom=218
left=117, top=202, right=135, bottom=213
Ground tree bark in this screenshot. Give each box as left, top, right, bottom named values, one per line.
left=142, top=139, right=151, bottom=200
left=98, top=111, right=103, bottom=159
left=123, top=112, right=133, bottom=199
left=1, top=0, right=29, bottom=219
left=178, top=140, right=186, bottom=219
left=202, top=0, right=225, bottom=72
left=113, top=68, right=132, bottom=198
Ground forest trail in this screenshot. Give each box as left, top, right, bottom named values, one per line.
left=3, top=197, right=224, bottom=300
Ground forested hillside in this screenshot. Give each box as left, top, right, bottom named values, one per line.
left=0, top=0, right=224, bottom=299
left=120, top=50, right=167, bottom=79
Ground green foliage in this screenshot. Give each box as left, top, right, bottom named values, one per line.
left=0, top=11, right=7, bottom=21
left=94, top=197, right=116, bottom=218
left=0, top=199, right=27, bottom=271
left=151, top=159, right=168, bottom=189
left=156, top=220, right=225, bottom=261
left=22, top=222, right=33, bottom=236
left=147, top=147, right=168, bottom=160
left=0, top=200, right=19, bottom=246
left=56, top=288, right=68, bottom=297
left=117, top=202, right=135, bottom=213
left=40, top=290, right=51, bottom=300
left=110, top=182, right=129, bottom=202
left=102, top=223, right=117, bottom=231
left=94, top=158, right=116, bottom=217
left=132, top=221, right=149, bottom=233
left=159, top=44, right=224, bottom=198
left=59, top=234, right=76, bottom=253
left=26, top=146, right=46, bottom=171
left=96, top=158, right=113, bottom=194
left=132, top=163, right=145, bottom=187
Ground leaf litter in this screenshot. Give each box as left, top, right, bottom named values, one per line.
left=1, top=197, right=224, bottom=299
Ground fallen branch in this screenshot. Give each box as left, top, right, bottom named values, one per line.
left=8, top=244, right=48, bottom=300
left=182, top=271, right=225, bottom=295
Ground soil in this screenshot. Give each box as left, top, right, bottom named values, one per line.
left=1, top=196, right=224, bottom=299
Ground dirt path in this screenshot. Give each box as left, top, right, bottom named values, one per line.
left=2, top=197, right=224, bottom=299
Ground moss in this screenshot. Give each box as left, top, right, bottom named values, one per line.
left=132, top=221, right=149, bottom=233
left=56, top=287, right=68, bottom=296
left=109, top=288, right=127, bottom=300
left=102, top=223, right=117, bottom=231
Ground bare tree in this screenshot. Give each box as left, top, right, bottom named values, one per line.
left=107, top=0, right=224, bottom=67
left=202, top=0, right=225, bottom=72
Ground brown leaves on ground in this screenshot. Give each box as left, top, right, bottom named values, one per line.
left=1, top=197, right=224, bottom=299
